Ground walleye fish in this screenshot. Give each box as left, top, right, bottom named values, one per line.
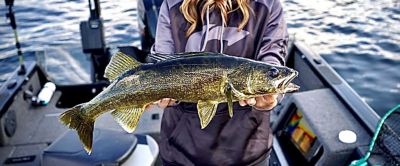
left=60, top=51, right=299, bottom=153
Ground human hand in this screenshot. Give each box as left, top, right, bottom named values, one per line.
left=147, top=98, right=178, bottom=109
left=239, top=94, right=278, bottom=111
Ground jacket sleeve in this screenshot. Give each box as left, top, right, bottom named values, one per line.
left=256, top=0, right=288, bottom=66
left=152, top=0, right=175, bottom=54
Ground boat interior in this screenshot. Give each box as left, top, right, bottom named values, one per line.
left=0, top=0, right=392, bottom=165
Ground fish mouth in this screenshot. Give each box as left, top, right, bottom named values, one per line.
left=278, top=70, right=298, bottom=92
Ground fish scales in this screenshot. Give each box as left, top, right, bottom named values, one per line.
left=59, top=51, right=299, bottom=154
left=90, top=57, right=234, bottom=114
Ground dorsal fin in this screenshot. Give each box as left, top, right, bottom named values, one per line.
left=104, top=51, right=142, bottom=81
left=149, top=52, right=224, bottom=62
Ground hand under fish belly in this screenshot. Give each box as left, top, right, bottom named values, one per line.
left=59, top=51, right=299, bottom=154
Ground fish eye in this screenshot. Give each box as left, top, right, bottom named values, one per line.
left=268, top=67, right=279, bottom=78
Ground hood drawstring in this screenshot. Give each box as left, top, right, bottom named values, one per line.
left=201, top=6, right=210, bottom=52
left=201, top=6, right=225, bottom=54
left=220, top=13, right=225, bottom=54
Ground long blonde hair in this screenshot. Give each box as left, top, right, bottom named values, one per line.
left=180, top=0, right=251, bottom=37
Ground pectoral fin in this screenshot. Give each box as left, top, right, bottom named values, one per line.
left=111, top=107, right=145, bottom=133
left=104, top=51, right=142, bottom=82
left=225, top=85, right=234, bottom=118
left=197, top=101, right=219, bottom=129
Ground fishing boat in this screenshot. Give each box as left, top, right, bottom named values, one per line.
left=0, top=0, right=388, bottom=165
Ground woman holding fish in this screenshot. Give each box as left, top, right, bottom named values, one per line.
left=152, top=0, right=288, bottom=165
left=59, top=0, right=297, bottom=161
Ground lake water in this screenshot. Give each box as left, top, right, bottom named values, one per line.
left=0, top=0, right=399, bottom=116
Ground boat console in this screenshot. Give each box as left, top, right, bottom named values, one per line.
left=271, top=89, right=370, bottom=165
left=267, top=41, right=379, bottom=166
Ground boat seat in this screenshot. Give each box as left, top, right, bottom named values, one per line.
left=121, top=134, right=159, bottom=166
left=42, top=128, right=137, bottom=166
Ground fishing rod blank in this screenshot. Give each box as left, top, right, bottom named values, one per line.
left=5, top=0, right=26, bottom=75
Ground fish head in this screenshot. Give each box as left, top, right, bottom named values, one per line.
left=247, top=63, right=299, bottom=95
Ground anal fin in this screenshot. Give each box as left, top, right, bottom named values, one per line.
left=111, top=107, right=145, bottom=133
left=197, top=101, right=219, bottom=129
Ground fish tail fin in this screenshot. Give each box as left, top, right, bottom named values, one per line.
left=59, top=104, right=94, bottom=154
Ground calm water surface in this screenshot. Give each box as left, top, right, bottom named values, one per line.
left=0, top=0, right=399, bottom=116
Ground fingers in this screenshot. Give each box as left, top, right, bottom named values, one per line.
left=239, top=98, right=256, bottom=106
left=239, top=94, right=279, bottom=111
left=260, top=94, right=278, bottom=105
left=152, top=98, right=178, bottom=109
left=246, top=98, right=256, bottom=106
left=254, top=96, right=267, bottom=107
left=239, top=100, right=247, bottom=106
left=158, top=98, right=171, bottom=108
left=254, top=95, right=278, bottom=111
left=153, top=95, right=278, bottom=111
left=145, top=104, right=152, bottom=110
left=167, top=99, right=179, bottom=106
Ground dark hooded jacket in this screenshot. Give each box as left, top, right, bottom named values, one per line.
left=153, top=0, right=288, bottom=165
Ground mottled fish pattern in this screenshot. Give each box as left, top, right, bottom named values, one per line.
left=59, top=51, right=299, bottom=154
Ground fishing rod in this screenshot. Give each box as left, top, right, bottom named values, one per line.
left=5, top=0, right=25, bottom=75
